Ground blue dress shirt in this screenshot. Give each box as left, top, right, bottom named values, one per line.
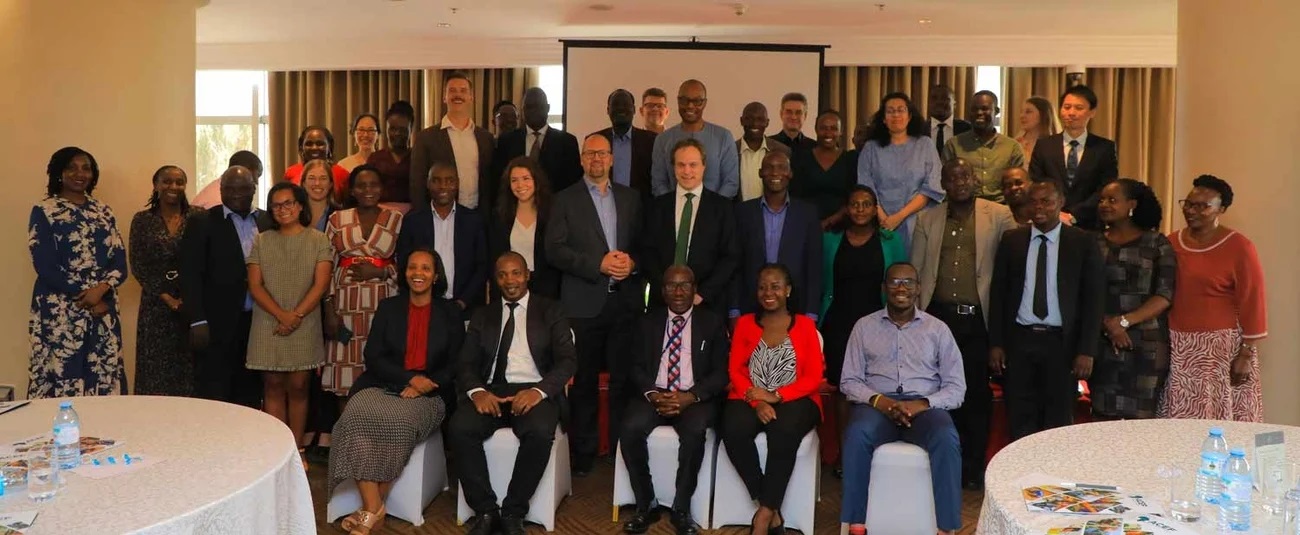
left=1016, top=223, right=1063, bottom=327
left=611, top=128, right=633, bottom=188
left=839, top=309, right=967, bottom=410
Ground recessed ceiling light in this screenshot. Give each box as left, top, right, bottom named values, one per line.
left=918, top=18, right=932, bottom=24
left=589, top=3, right=614, bottom=11
left=437, top=22, right=452, bottom=28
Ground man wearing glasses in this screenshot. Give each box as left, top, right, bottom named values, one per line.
left=639, top=87, right=670, bottom=134
left=838, top=262, right=967, bottom=535
left=649, top=79, right=740, bottom=198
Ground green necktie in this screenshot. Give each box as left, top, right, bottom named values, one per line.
left=674, top=192, right=695, bottom=265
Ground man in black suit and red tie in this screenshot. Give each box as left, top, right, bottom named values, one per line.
left=492, top=87, right=584, bottom=196
left=1027, top=85, right=1119, bottom=230
left=596, top=89, right=657, bottom=200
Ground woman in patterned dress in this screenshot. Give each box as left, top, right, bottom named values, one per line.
left=722, top=264, right=825, bottom=535
left=28, top=147, right=128, bottom=398
left=1092, top=179, right=1176, bottom=419
left=1161, top=175, right=1268, bottom=421
left=129, top=165, right=203, bottom=396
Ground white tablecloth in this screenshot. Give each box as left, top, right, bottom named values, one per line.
left=978, top=419, right=1300, bottom=534
left=0, top=396, right=315, bottom=534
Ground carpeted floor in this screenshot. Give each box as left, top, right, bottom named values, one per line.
left=308, top=455, right=983, bottom=534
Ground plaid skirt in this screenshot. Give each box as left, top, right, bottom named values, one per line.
left=327, top=387, right=446, bottom=493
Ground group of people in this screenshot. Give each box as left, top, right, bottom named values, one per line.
left=28, top=72, right=1267, bottom=535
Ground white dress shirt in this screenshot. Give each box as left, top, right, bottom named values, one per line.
left=441, top=115, right=481, bottom=208
left=467, top=294, right=547, bottom=400
left=674, top=183, right=705, bottom=253
left=1062, top=130, right=1088, bottom=164
left=652, top=309, right=696, bottom=393
left=431, top=202, right=457, bottom=299
left=739, top=139, right=774, bottom=201
left=930, top=116, right=955, bottom=143
left=510, top=218, right=536, bottom=271
left=524, top=125, right=550, bottom=159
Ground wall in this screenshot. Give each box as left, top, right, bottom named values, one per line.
left=0, top=0, right=198, bottom=396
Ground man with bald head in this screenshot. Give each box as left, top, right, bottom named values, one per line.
left=596, top=88, right=658, bottom=199
left=735, top=101, right=790, bottom=202
left=492, top=87, right=584, bottom=196
left=650, top=79, right=740, bottom=198
left=182, top=165, right=272, bottom=407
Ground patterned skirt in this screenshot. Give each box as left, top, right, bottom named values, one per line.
left=1158, top=329, right=1262, bottom=422
left=327, top=387, right=446, bottom=493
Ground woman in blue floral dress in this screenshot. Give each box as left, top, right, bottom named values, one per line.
left=28, top=147, right=128, bottom=398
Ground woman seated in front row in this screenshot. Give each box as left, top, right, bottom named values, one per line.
left=327, top=247, right=462, bottom=534
left=722, top=263, right=825, bottom=535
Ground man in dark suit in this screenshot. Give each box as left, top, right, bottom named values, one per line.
left=409, top=71, right=495, bottom=209
left=988, top=181, right=1104, bottom=440
left=1027, top=85, right=1119, bottom=230
left=928, top=84, right=971, bottom=154
left=731, top=151, right=821, bottom=320
left=595, top=88, right=657, bottom=199
left=493, top=87, right=584, bottom=196
left=395, top=162, right=488, bottom=319
left=642, top=138, right=740, bottom=311
left=620, top=266, right=729, bottom=535
left=181, top=166, right=271, bottom=408
left=546, top=132, right=644, bottom=476
left=769, top=92, right=817, bottom=152
left=448, top=252, right=577, bottom=535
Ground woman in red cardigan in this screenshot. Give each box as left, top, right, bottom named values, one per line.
left=722, top=263, right=825, bottom=535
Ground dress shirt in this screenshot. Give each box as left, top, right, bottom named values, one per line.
left=1016, top=224, right=1063, bottom=327
left=941, top=132, right=1026, bottom=202
left=838, top=309, right=967, bottom=410
left=509, top=218, right=535, bottom=270
left=467, top=293, right=547, bottom=399
left=929, top=117, right=955, bottom=144
left=524, top=125, right=550, bottom=159
left=431, top=203, right=457, bottom=299
left=611, top=127, right=633, bottom=187
left=674, top=183, right=705, bottom=250
left=761, top=194, right=789, bottom=264
left=1062, top=130, right=1088, bottom=166
left=739, top=138, right=774, bottom=201
left=441, top=115, right=482, bottom=208
left=933, top=206, right=979, bottom=306
left=585, top=177, right=618, bottom=252
left=225, top=206, right=260, bottom=312
left=650, top=122, right=739, bottom=197
left=652, top=309, right=696, bottom=393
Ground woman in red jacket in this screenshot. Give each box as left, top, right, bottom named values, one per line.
left=722, top=263, right=825, bottom=535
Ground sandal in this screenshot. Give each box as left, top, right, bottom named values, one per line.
left=768, top=509, right=785, bottom=535
left=348, top=505, right=386, bottom=535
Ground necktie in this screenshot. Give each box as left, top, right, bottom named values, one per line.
left=492, top=302, right=519, bottom=384
left=1066, top=140, right=1080, bottom=184
left=674, top=192, right=695, bottom=265
left=935, top=123, right=947, bottom=153
left=666, top=315, right=686, bottom=391
left=1033, top=235, right=1049, bottom=320
left=529, top=131, right=543, bottom=160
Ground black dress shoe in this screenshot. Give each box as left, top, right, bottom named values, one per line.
left=465, top=512, right=498, bottom=535
left=622, top=508, right=662, bottom=533
left=500, top=514, right=527, bottom=535
left=669, top=510, right=699, bottom=535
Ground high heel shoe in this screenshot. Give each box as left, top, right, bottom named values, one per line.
left=348, top=504, right=386, bottom=535
left=768, top=509, right=784, bottom=535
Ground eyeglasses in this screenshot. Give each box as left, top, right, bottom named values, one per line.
left=270, top=200, right=299, bottom=212
left=581, top=150, right=611, bottom=159
left=677, top=97, right=706, bottom=106
left=643, top=103, right=667, bottom=110
left=884, top=278, right=918, bottom=289
left=1178, top=199, right=1219, bottom=212
left=355, top=128, right=379, bottom=134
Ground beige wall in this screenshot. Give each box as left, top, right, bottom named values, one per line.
left=0, top=0, right=197, bottom=396
left=1176, top=0, right=1300, bottom=424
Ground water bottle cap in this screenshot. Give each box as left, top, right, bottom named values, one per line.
left=59, top=401, right=72, bottom=409
left=1209, top=427, right=1223, bottom=436
left=1230, top=447, right=1246, bottom=457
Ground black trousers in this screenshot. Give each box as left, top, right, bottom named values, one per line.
left=570, top=295, right=636, bottom=463
left=720, top=397, right=820, bottom=509
left=1004, top=325, right=1075, bottom=440
left=619, top=396, right=717, bottom=513
left=195, top=311, right=261, bottom=409
left=927, top=304, right=991, bottom=482
left=448, top=383, right=560, bottom=518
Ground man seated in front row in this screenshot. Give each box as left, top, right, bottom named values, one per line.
left=448, top=252, right=577, bottom=535
left=839, top=262, right=967, bottom=535
left=619, top=266, right=730, bottom=535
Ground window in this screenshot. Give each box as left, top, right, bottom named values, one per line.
left=196, top=70, right=270, bottom=207
left=974, top=65, right=1004, bottom=132
left=537, top=65, right=564, bottom=130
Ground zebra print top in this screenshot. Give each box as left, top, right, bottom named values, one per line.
left=748, top=337, right=797, bottom=390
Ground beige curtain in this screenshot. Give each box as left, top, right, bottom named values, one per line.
left=420, top=68, right=540, bottom=133
left=268, top=70, right=424, bottom=176
left=821, top=66, right=977, bottom=146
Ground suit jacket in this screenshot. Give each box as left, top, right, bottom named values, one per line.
left=768, top=131, right=816, bottom=153
left=456, top=294, right=577, bottom=400
left=629, top=306, right=731, bottom=402
left=911, top=199, right=1019, bottom=325
left=988, top=224, right=1105, bottom=358
left=395, top=204, right=488, bottom=313
left=352, top=296, right=463, bottom=393
left=408, top=123, right=496, bottom=208
left=1027, top=133, right=1119, bottom=230
left=545, top=180, right=644, bottom=319
left=734, top=138, right=791, bottom=202
left=732, top=196, right=823, bottom=316
left=487, top=215, right=560, bottom=300
left=597, top=126, right=657, bottom=199
left=180, top=206, right=272, bottom=339
left=642, top=189, right=740, bottom=310
left=492, top=127, right=584, bottom=199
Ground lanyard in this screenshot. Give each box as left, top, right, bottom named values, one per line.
left=661, top=310, right=693, bottom=356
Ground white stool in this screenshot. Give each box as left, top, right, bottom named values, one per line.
left=862, top=441, right=937, bottom=534
left=612, top=427, right=717, bottom=529
left=456, top=427, right=572, bottom=532
left=712, top=430, right=820, bottom=532
left=326, top=431, right=448, bottom=526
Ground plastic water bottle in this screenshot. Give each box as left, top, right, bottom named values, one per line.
left=1218, top=448, right=1252, bottom=532
left=1197, top=427, right=1230, bottom=504
left=52, top=401, right=81, bottom=470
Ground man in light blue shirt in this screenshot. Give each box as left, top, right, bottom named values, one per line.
left=650, top=80, right=739, bottom=198
left=839, top=262, right=965, bottom=535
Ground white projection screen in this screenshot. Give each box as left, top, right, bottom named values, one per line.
left=562, top=41, right=826, bottom=141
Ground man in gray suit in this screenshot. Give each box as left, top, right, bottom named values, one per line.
left=546, top=132, right=645, bottom=476
left=408, top=71, right=496, bottom=208
left=910, top=157, right=1017, bottom=491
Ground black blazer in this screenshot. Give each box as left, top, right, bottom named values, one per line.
left=630, top=306, right=731, bottom=403
left=988, top=224, right=1105, bottom=359
left=487, top=215, right=560, bottom=300
left=408, top=124, right=496, bottom=208
left=395, top=204, right=488, bottom=314
left=642, top=189, right=740, bottom=310
left=352, top=296, right=463, bottom=394
left=1027, top=133, right=1119, bottom=230
left=492, top=127, right=584, bottom=198
left=732, top=197, right=824, bottom=316
left=545, top=180, right=644, bottom=319
left=456, top=294, right=577, bottom=400
left=180, top=206, right=272, bottom=338
left=596, top=126, right=658, bottom=199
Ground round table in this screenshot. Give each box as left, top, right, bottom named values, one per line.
left=0, top=396, right=315, bottom=534
left=978, top=419, right=1300, bottom=534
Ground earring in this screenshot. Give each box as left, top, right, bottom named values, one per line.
left=1128, top=208, right=1134, bottom=217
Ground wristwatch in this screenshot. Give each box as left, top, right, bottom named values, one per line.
left=1118, top=316, right=1131, bottom=329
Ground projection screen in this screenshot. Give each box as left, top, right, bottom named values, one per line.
left=561, top=40, right=827, bottom=141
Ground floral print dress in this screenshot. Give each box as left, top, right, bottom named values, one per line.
left=28, top=196, right=128, bottom=398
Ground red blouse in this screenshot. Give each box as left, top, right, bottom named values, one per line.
left=1167, top=229, right=1268, bottom=338
left=728, top=313, right=825, bottom=416
left=404, top=302, right=432, bottom=371
left=283, top=162, right=350, bottom=204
